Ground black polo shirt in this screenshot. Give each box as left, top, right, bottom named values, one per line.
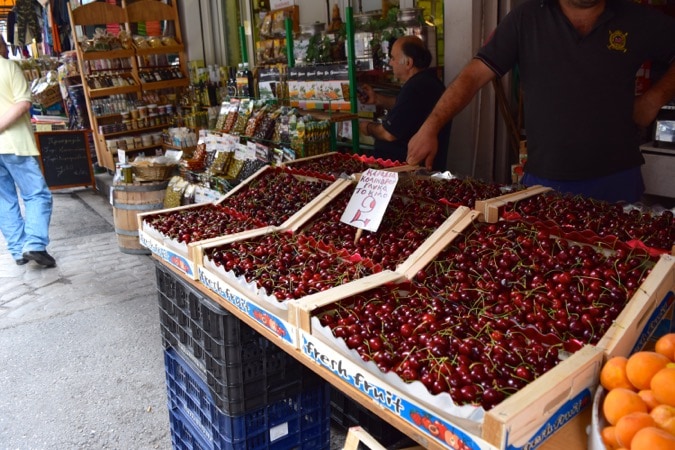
left=476, top=0, right=675, bottom=180
left=374, top=69, right=452, bottom=171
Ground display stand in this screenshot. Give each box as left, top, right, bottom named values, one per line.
left=68, top=0, right=189, bottom=172
left=154, top=259, right=599, bottom=450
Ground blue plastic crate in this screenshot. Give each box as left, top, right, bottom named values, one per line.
left=156, top=262, right=305, bottom=415
left=169, top=407, right=210, bottom=450
left=165, top=348, right=330, bottom=450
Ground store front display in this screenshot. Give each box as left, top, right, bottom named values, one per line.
left=4, top=1, right=674, bottom=449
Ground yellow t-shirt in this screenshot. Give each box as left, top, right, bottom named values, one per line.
left=0, top=58, right=39, bottom=156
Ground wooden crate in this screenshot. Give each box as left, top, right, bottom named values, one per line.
left=396, top=207, right=477, bottom=279
left=596, top=254, right=675, bottom=358
left=474, top=185, right=552, bottom=223
left=137, top=166, right=340, bottom=278
left=196, top=253, right=299, bottom=348
left=291, top=242, right=675, bottom=450
left=136, top=199, right=278, bottom=279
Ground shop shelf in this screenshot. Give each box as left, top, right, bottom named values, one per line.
left=165, top=348, right=330, bottom=450
left=156, top=262, right=307, bottom=414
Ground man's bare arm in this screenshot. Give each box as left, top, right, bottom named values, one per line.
left=407, top=59, right=497, bottom=168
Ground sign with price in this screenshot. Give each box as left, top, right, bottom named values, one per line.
left=340, top=169, right=398, bottom=233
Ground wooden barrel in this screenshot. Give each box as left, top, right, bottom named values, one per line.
left=112, top=180, right=168, bottom=254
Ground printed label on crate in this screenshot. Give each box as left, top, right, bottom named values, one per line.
left=631, top=291, right=675, bottom=353
left=506, top=389, right=592, bottom=450
left=299, top=331, right=496, bottom=450
left=199, top=266, right=296, bottom=346
left=269, top=422, right=289, bottom=442
left=139, top=230, right=195, bottom=277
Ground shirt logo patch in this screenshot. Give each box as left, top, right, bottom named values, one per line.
left=607, top=30, right=628, bottom=53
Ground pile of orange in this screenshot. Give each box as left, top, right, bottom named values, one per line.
left=599, top=332, right=675, bottom=449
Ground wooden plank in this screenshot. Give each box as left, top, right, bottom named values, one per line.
left=69, top=1, right=127, bottom=25
left=396, top=207, right=476, bottom=279
left=343, top=426, right=387, bottom=450
left=126, top=0, right=176, bottom=21
left=596, top=254, right=675, bottom=358
left=475, top=185, right=551, bottom=223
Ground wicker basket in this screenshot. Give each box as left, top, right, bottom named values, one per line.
left=33, top=84, right=62, bottom=108
left=132, top=163, right=177, bottom=182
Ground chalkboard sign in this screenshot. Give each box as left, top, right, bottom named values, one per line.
left=35, top=130, right=95, bottom=190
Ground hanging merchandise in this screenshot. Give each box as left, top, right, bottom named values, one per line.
left=12, top=0, right=42, bottom=47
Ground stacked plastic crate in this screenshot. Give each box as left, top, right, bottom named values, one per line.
left=155, top=261, right=331, bottom=449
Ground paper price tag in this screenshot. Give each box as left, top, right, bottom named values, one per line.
left=340, top=169, right=398, bottom=233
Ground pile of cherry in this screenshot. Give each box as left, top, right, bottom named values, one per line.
left=143, top=167, right=331, bottom=243
left=503, top=191, right=674, bottom=252
left=394, top=176, right=514, bottom=208
left=316, top=219, right=655, bottom=410
left=285, top=153, right=403, bottom=180
left=203, top=184, right=458, bottom=298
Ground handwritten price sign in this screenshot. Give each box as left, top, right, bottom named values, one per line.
left=340, top=169, right=398, bottom=233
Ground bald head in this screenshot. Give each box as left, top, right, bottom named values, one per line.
left=394, top=35, right=432, bottom=69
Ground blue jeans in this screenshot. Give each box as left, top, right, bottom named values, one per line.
left=522, top=167, right=645, bottom=204
left=0, top=154, right=53, bottom=260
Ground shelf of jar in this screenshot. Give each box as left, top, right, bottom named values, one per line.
left=100, top=123, right=168, bottom=137
left=140, top=78, right=189, bottom=91
left=135, top=44, right=184, bottom=56
left=117, top=143, right=164, bottom=153
left=85, top=84, right=140, bottom=99
left=79, top=48, right=135, bottom=61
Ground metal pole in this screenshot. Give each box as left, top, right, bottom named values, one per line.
left=239, top=25, right=248, bottom=63
left=285, top=17, right=295, bottom=68
left=346, top=6, right=359, bottom=153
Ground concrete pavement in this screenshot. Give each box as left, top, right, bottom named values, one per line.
left=0, top=178, right=171, bottom=449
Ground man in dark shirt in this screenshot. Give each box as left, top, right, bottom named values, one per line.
left=359, top=35, right=451, bottom=172
left=407, top=0, right=675, bottom=203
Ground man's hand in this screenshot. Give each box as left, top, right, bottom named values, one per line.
left=358, top=84, right=377, bottom=105
left=407, top=126, right=438, bottom=169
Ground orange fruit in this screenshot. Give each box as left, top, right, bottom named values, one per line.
left=631, top=426, right=675, bottom=450
left=639, top=389, right=660, bottom=411
left=651, top=367, right=675, bottom=407
left=655, top=333, right=675, bottom=361
left=601, top=425, right=621, bottom=450
left=615, top=411, right=657, bottom=448
left=626, top=351, right=671, bottom=391
left=601, top=356, right=635, bottom=390
left=650, top=404, right=675, bottom=435
left=603, top=387, right=649, bottom=426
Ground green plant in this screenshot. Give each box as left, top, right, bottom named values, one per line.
left=365, top=8, right=406, bottom=68
left=306, top=34, right=333, bottom=64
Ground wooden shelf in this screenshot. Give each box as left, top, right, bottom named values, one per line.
left=140, top=78, right=190, bottom=91
left=124, top=143, right=164, bottom=152
left=101, top=123, right=168, bottom=137
left=85, top=84, right=140, bottom=99
left=68, top=0, right=188, bottom=172
left=80, top=48, right=135, bottom=61
left=135, top=44, right=184, bottom=56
